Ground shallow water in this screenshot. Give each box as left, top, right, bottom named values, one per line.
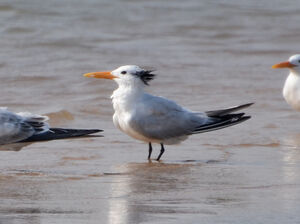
left=1, top=0, right=300, bottom=223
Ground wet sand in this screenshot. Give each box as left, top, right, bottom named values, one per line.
left=1, top=0, right=300, bottom=223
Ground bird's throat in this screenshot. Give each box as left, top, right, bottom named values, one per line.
left=111, top=86, right=144, bottom=113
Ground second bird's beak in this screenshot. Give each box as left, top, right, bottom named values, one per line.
left=84, top=71, right=116, bottom=80
left=272, top=61, right=296, bottom=69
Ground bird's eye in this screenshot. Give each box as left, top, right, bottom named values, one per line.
left=121, top=71, right=127, bottom=75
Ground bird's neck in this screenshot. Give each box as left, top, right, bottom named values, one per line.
left=287, top=67, right=300, bottom=77
left=284, top=71, right=300, bottom=91
left=111, top=84, right=144, bottom=112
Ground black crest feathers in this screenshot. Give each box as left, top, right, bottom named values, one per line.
left=135, top=70, right=156, bottom=85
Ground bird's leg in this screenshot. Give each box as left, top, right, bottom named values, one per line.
left=156, top=143, right=165, bottom=161
left=148, top=142, right=152, bottom=160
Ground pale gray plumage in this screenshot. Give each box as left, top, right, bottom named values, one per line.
left=0, top=107, right=102, bottom=146
left=0, top=107, right=48, bottom=145
left=128, top=94, right=211, bottom=144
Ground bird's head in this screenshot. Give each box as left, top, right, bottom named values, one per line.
left=272, top=54, right=300, bottom=74
left=84, top=65, right=155, bottom=87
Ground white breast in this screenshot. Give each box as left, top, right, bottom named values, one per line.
left=113, top=110, right=154, bottom=142
left=111, top=87, right=157, bottom=143
left=283, top=72, right=300, bottom=111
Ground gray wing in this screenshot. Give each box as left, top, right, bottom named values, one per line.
left=0, top=108, right=49, bottom=145
left=129, top=95, right=210, bottom=140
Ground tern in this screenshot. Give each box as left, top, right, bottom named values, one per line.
left=272, top=54, right=300, bottom=111
left=84, top=65, right=252, bottom=160
left=0, top=107, right=102, bottom=149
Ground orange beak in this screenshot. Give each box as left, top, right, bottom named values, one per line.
left=83, top=71, right=116, bottom=80
left=272, top=61, right=296, bottom=69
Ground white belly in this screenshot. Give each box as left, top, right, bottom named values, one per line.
left=113, top=112, right=158, bottom=143
left=283, top=74, right=300, bottom=111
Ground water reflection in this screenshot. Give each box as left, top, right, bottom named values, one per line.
left=0, top=142, right=32, bottom=151
left=0, top=171, right=94, bottom=224
left=0, top=174, right=42, bottom=224
left=107, top=162, right=194, bottom=224
left=283, top=133, right=300, bottom=150
left=280, top=132, right=300, bottom=183
left=278, top=133, right=300, bottom=219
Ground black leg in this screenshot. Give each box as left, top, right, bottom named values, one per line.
left=156, top=143, right=165, bottom=161
left=148, top=142, right=152, bottom=160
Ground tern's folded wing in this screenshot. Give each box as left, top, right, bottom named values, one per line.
left=128, top=95, right=209, bottom=140
left=0, top=108, right=49, bottom=144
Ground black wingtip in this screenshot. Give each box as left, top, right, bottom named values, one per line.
left=192, top=114, right=251, bottom=134
left=205, top=102, right=254, bottom=117
left=68, top=129, right=103, bottom=134
left=239, top=102, right=254, bottom=108
left=243, top=102, right=254, bottom=106
left=242, top=115, right=251, bottom=120
left=20, top=128, right=103, bottom=143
